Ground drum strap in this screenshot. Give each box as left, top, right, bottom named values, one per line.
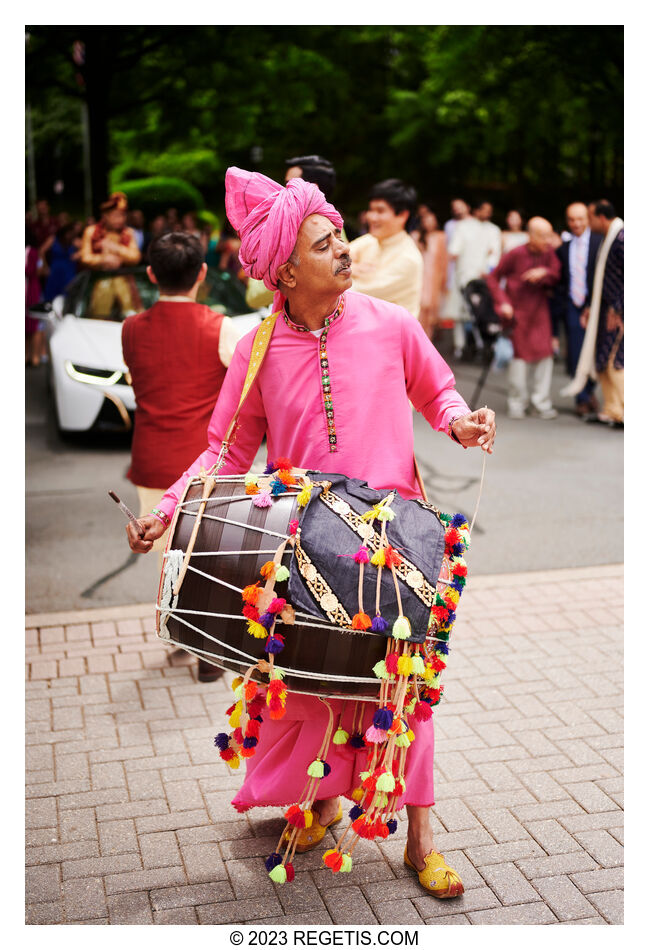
left=214, top=309, right=281, bottom=473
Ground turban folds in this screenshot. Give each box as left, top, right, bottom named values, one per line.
left=225, top=167, right=344, bottom=310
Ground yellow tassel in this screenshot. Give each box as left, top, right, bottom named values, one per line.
left=297, top=484, right=312, bottom=507
left=229, top=702, right=242, bottom=728
left=247, top=620, right=268, bottom=639
left=371, top=549, right=386, bottom=567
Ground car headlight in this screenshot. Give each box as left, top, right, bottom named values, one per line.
left=64, top=361, right=126, bottom=386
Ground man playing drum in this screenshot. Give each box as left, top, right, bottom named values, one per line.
left=127, top=168, right=496, bottom=899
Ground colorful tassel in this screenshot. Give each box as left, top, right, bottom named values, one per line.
left=365, top=725, right=388, bottom=744
left=265, top=635, right=285, bottom=655
left=258, top=611, right=276, bottom=629
left=384, top=546, right=402, bottom=568
left=275, top=565, right=290, bottom=583
left=386, top=819, right=398, bottom=835
left=397, top=654, right=413, bottom=676
left=307, top=759, right=325, bottom=778
left=269, top=864, right=287, bottom=883
left=265, top=852, right=282, bottom=871
left=392, top=616, right=412, bottom=640
left=333, top=727, right=349, bottom=745
left=274, top=456, right=293, bottom=471
left=385, top=652, right=399, bottom=674
left=340, top=854, right=353, bottom=872
left=376, top=772, right=396, bottom=793
left=376, top=506, right=395, bottom=522
left=413, top=701, right=433, bottom=722
left=277, top=469, right=296, bottom=487
left=297, top=482, right=313, bottom=507
left=242, top=583, right=261, bottom=605
left=354, top=545, right=370, bottom=564
left=349, top=805, right=364, bottom=820
left=289, top=519, right=299, bottom=535
left=411, top=653, right=426, bottom=675
left=370, top=548, right=386, bottom=567
left=245, top=483, right=260, bottom=495
left=253, top=489, right=273, bottom=508
left=260, top=561, right=277, bottom=579
left=247, top=620, right=268, bottom=640
left=371, top=614, right=389, bottom=633
left=372, top=708, right=393, bottom=731
left=349, top=734, right=365, bottom=749
left=270, top=477, right=288, bottom=496
left=213, top=733, right=229, bottom=751
left=352, top=612, right=372, bottom=630
left=372, top=660, right=389, bottom=680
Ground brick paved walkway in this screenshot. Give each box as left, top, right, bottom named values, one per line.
left=25, top=564, right=623, bottom=925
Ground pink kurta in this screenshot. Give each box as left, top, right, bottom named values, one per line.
left=158, top=291, right=470, bottom=519
left=157, top=290, right=470, bottom=811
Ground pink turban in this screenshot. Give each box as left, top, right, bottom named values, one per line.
left=225, top=167, right=344, bottom=311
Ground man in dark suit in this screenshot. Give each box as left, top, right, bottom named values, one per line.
left=553, top=202, right=602, bottom=416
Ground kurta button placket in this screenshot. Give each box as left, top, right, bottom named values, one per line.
left=282, top=295, right=345, bottom=454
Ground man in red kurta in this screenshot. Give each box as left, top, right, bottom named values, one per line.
left=486, top=217, right=561, bottom=419
left=122, top=232, right=240, bottom=680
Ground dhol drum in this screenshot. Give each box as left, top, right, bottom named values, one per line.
left=156, top=468, right=465, bottom=700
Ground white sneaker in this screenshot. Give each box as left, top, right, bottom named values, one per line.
left=508, top=408, right=526, bottom=420
left=536, top=408, right=558, bottom=420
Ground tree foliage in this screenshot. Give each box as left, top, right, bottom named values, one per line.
left=26, top=25, right=623, bottom=223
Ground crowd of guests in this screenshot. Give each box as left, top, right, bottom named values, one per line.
left=26, top=159, right=623, bottom=427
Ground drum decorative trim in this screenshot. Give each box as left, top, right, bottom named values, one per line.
left=317, top=486, right=440, bottom=614
left=293, top=537, right=353, bottom=627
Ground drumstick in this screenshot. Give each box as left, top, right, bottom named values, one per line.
left=108, top=490, right=145, bottom=538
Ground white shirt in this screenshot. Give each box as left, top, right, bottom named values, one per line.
left=448, top=217, right=501, bottom=287
left=567, top=228, right=591, bottom=304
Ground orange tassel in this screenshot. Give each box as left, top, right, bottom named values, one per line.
left=260, top=561, right=276, bottom=579
left=352, top=612, right=372, bottom=630
left=242, top=583, right=261, bottom=605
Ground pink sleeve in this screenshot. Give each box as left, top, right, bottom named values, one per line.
left=400, top=309, right=471, bottom=436
left=156, top=336, right=267, bottom=520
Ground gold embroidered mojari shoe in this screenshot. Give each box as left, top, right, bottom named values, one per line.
left=404, top=847, right=464, bottom=898
left=281, top=803, right=343, bottom=853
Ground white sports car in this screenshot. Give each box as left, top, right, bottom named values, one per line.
left=34, top=266, right=265, bottom=433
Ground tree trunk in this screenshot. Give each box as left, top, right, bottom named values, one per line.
left=81, top=30, right=110, bottom=213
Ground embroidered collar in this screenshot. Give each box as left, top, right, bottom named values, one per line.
left=282, top=294, right=345, bottom=334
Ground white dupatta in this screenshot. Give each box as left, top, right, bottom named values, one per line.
left=561, top=217, right=624, bottom=396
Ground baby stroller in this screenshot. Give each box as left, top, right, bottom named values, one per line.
left=461, top=279, right=509, bottom=407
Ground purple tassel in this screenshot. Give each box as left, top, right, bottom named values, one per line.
left=349, top=805, right=364, bottom=820
left=265, top=636, right=284, bottom=655
left=322, top=761, right=331, bottom=777
left=265, top=852, right=283, bottom=871
left=263, top=462, right=275, bottom=475
left=213, top=733, right=229, bottom=751
left=371, top=615, right=389, bottom=633
left=243, top=736, right=258, bottom=748
left=451, top=543, right=464, bottom=557
left=349, top=733, right=365, bottom=749
left=386, top=819, right=398, bottom=835
left=436, top=642, right=450, bottom=655
left=373, top=708, right=393, bottom=731
left=258, top=611, right=276, bottom=630
left=451, top=513, right=467, bottom=528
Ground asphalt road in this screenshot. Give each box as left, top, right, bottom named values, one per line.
left=25, top=344, right=623, bottom=614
